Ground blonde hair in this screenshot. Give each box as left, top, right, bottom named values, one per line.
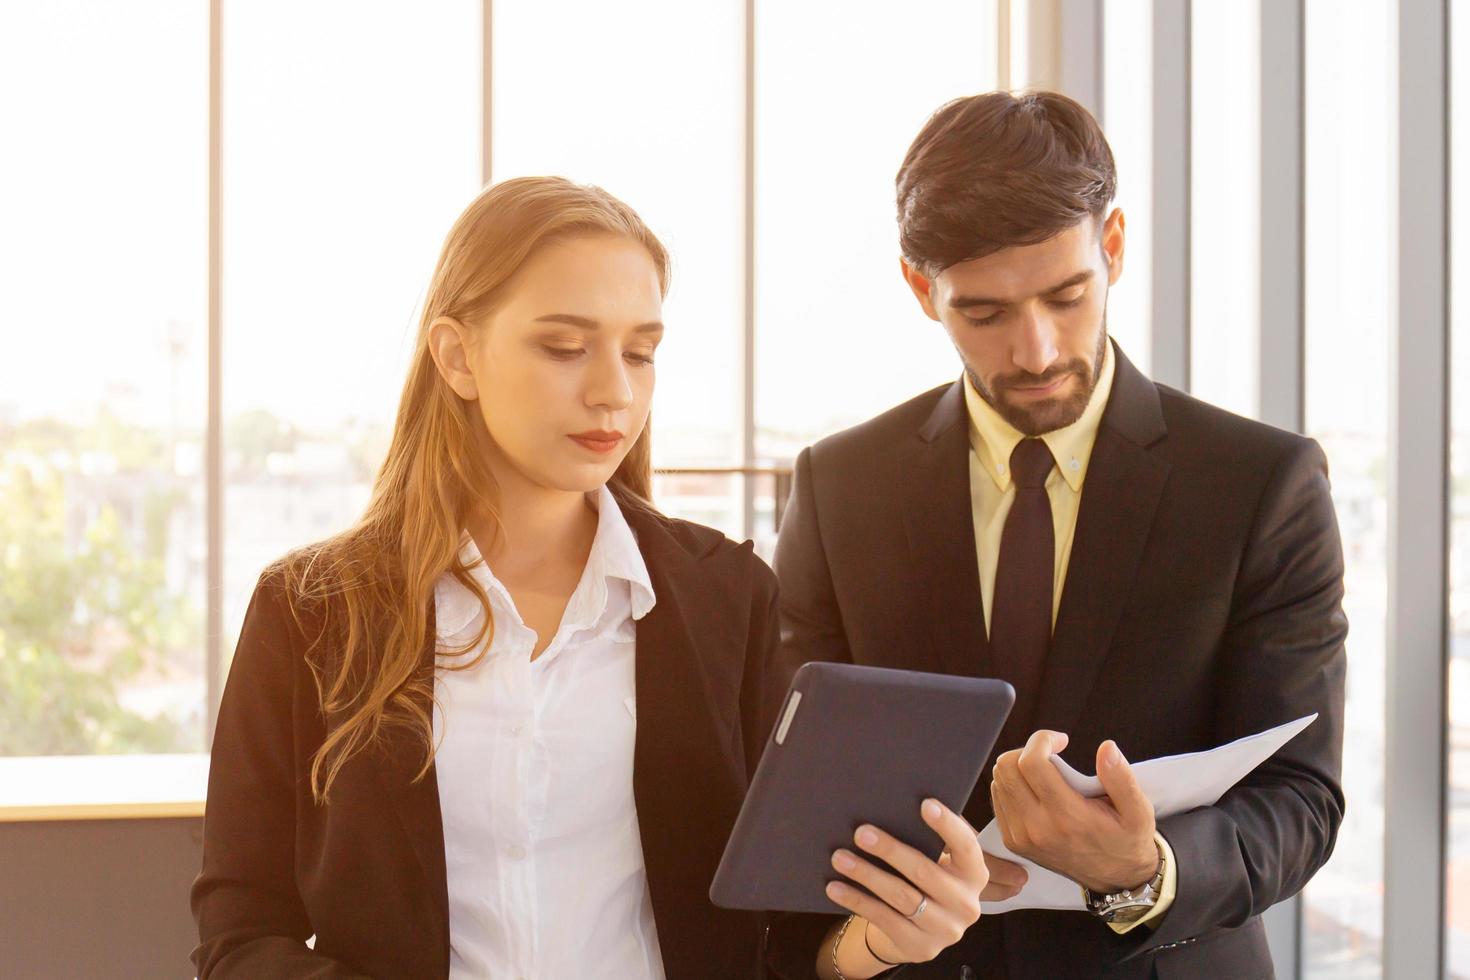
left=280, top=177, right=670, bottom=803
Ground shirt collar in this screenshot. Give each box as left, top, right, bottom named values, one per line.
left=581, top=482, right=657, bottom=622
left=434, top=483, right=657, bottom=643
left=963, top=340, right=1116, bottom=494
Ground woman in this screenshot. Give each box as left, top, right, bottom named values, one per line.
left=190, top=177, right=988, bottom=980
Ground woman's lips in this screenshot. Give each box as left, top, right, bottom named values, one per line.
left=569, top=433, right=623, bottom=454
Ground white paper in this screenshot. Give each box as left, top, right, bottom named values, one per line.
left=977, top=713, right=1317, bottom=914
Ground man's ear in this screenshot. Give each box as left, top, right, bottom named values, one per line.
left=1101, top=208, right=1126, bottom=286
left=899, top=258, right=942, bottom=321
left=427, top=316, right=479, bottom=401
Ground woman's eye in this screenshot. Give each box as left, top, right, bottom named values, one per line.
left=542, top=346, right=583, bottom=360
left=625, top=351, right=655, bottom=366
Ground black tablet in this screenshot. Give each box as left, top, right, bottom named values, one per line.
left=709, top=661, right=1014, bottom=914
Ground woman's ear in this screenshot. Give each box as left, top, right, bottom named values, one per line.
left=427, top=316, right=479, bottom=400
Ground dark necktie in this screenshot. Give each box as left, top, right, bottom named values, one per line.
left=990, top=438, right=1055, bottom=748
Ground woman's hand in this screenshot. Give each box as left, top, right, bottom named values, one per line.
left=825, top=798, right=989, bottom=971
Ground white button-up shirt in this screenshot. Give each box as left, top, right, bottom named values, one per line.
left=431, top=485, right=666, bottom=980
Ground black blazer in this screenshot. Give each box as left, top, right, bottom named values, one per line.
left=766, top=343, right=1347, bottom=980
left=191, top=488, right=778, bottom=979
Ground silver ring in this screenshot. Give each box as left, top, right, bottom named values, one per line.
left=906, top=895, right=929, bottom=921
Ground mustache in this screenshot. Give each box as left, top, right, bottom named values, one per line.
left=991, top=360, right=1089, bottom=393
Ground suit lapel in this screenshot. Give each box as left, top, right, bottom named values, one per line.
left=1033, top=344, right=1170, bottom=739
left=900, top=380, right=990, bottom=679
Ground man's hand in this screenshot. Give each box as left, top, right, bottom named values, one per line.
left=979, top=853, right=1029, bottom=902
left=989, top=730, right=1158, bottom=894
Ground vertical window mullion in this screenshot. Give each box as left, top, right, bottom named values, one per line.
left=1257, top=0, right=1306, bottom=973
left=205, top=0, right=225, bottom=747
left=1150, top=0, right=1190, bottom=391
left=1384, top=0, right=1450, bottom=975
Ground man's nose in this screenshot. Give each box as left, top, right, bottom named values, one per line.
left=1011, top=309, right=1060, bottom=376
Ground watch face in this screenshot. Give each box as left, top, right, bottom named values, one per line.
left=1086, top=885, right=1158, bottom=922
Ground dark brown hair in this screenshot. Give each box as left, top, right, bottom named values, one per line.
left=896, top=90, right=1117, bottom=276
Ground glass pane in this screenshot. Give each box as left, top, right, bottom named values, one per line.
left=221, top=1, right=481, bottom=664
left=493, top=0, right=745, bottom=534
left=753, top=0, right=998, bottom=479
left=1301, top=0, right=1393, bottom=974
left=0, top=2, right=208, bottom=755
left=1447, top=1, right=1470, bottom=974
left=1102, top=0, right=1153, bottom=375
left=1188, top=0, right=1259, bottom=419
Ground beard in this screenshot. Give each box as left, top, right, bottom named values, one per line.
left=965, top=317, right=1109, bottom=437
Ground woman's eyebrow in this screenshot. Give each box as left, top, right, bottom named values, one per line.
left=533, top=313, right=664, bottom=333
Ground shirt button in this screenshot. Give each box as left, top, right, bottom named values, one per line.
left=508, top=844, right=527, bottom=860
left=510, top=724, right=523, bottom=736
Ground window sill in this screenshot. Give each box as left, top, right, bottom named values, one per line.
left=0, top=754, right=208, bottom=822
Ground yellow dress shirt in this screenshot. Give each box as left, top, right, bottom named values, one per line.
left=963, top=343, right=1176, bottom=932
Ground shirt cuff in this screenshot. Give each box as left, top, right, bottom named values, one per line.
left=1108, top=832, right=1177, bottom=935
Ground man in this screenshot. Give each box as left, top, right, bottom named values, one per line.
left=764, top=91, right=1346, bottom=979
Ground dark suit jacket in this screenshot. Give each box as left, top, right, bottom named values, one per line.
left=191, top=488, right=778, bottom=979
left=766, top=343, right=1347, bottom=980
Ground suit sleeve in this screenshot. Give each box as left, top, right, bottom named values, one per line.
left=1133, top=438, right=1348, bottom=955
left=190, top=572, right=374, bottom=979
left=764, top=446, right=852, bottom=979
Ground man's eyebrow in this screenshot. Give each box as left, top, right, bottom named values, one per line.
left=949, top=270, right=1095, bottom=309
left=532, top=313, right=664, bottom=333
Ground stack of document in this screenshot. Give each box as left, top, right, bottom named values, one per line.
left=977, top=714, right=1317, bottom=914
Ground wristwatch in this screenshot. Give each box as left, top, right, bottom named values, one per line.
left=1082, top=837, right=1167, bottom=924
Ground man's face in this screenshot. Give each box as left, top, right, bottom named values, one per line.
left=902, top=210, right=1125, bottom=436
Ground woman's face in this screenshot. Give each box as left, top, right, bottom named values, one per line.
left=431, top=233, right=664, bottom=496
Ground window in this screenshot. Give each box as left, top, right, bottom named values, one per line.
left=219, top=0, right=481, bottom=672
left=1101, top=0, right=1153, bottom=375
left=1188, top=0, right=1260, bottom=420
left=1301, top=0, right=1394, bottom=972
left=4, top=3, right=1001, bottom=760
left=753, top=0, right=998, bottom=464
left=0, top=1, right=208, bottom=756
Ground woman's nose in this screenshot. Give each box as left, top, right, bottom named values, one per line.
left=586, top=353, right=634, bottom=411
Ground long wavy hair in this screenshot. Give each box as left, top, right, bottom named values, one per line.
left=279, top=177, right=670, bottom=803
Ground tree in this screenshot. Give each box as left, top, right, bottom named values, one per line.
left=0, top=445, right=198, bottom=755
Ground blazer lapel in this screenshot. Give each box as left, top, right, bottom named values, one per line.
left=1034, top=344, right=1170, bottom=739
left=900, top=380, right=991, bottom=679
left=618, top=498, right=759, bottom=978
left=621, top=499, right=751, bottom=796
